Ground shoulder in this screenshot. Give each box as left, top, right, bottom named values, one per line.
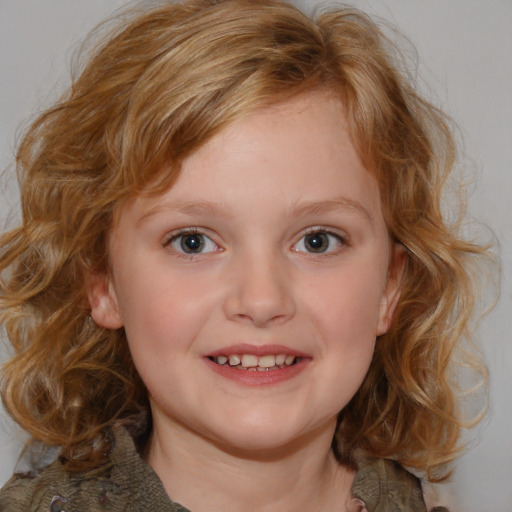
left=0, top=460, right=78, bottom=511
left=351, top=452, right=427, bottom=512
left=0, top=428, right=186, bottom=512
left=0, top=455, right=127, bottom=511
left=0, top=472, right=38, bottom=511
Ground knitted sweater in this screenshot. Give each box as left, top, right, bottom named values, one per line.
left=0, top=428, right=427, bottom=511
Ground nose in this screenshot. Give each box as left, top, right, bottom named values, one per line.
left=223, top=251, right=296, bottom=328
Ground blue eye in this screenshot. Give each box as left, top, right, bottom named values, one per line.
left=169, top=232, right=218, bottom=254
left=293, top=231, right=344, bottom=254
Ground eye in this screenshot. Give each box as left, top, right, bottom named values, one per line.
left=168, top=230, right=219, bottom=254
left=293, top=230, right=345, bottom=254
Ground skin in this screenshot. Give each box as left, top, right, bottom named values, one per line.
left=89, top=91, right=405, bottom=512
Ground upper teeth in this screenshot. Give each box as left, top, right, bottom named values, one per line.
left=212, top=354, right=297, bottom=370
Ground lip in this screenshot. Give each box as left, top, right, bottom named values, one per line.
left=204, top=356, right=309, bottom=386
left=204, top=344, right=311, bottom=387
left=205, top=344, right=310, bottom=358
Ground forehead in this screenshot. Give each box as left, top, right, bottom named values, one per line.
left=118, top=91, right=384, bottom=229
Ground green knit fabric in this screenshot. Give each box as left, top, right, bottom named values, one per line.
left=0, top=428, right=426, bottom=511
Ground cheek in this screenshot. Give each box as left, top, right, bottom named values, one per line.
left=113, top=268, right=221, bottom=360
left=303, top=264, right=386, bottom=343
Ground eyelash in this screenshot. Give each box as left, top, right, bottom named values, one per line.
left=163, top=226, right=348, bottom=257
left=292, top=227, right=348, bottom=255
left=164, top=228, right=221, bottom=256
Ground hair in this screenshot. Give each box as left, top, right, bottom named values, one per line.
left=0, top=0, right=491, bottom=480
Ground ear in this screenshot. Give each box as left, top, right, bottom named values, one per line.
left=376, top=243, right=407, bottom=336
left=86, top=272, right=124, bottom=329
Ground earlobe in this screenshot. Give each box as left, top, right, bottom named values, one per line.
left=86, top=273, right=124, bottom=329
left=376, top=243, right=407, bottom=336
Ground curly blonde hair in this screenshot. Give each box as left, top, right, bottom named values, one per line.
left=1, top=0, right=490, bottom=479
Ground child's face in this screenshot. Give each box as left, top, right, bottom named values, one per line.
left=90, top=91, right=403, bottom=454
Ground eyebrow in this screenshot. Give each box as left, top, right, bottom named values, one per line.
left=137, top=200, right=235, bottom=225
left=137, top=196, right=374, bottom=226
left=288, top=197, right=374, bottom=223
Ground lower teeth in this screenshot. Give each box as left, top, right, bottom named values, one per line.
left=235, top=364, right=282, bottom=371
left=219, top=362, right=295, bottom=371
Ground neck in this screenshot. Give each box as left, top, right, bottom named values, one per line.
left=145, top=418, right=356, bottom=512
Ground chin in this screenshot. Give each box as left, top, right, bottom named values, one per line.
left=214, top=432, right=306, bottom=459
left=204, top=415, right=329, bottom=459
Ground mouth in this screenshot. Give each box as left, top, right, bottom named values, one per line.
left=207, top=353, right=301, bottom=371
left=204, top=345, right=309, bottom=385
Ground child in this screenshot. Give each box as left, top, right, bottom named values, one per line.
left=0, top=1, right=490, bottom=510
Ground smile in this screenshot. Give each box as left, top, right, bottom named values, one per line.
left=208, top=354, right=300, bottom=371
left=205, top=345, right=309, bottom=385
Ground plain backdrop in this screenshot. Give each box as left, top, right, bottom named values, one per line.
left=0, top=1, right=511, bottom=511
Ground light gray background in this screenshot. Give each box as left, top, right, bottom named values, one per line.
left=0, top=1, right=511, bottom=510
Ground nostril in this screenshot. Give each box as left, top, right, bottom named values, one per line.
left=222, top=262, right=296, bottom=327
